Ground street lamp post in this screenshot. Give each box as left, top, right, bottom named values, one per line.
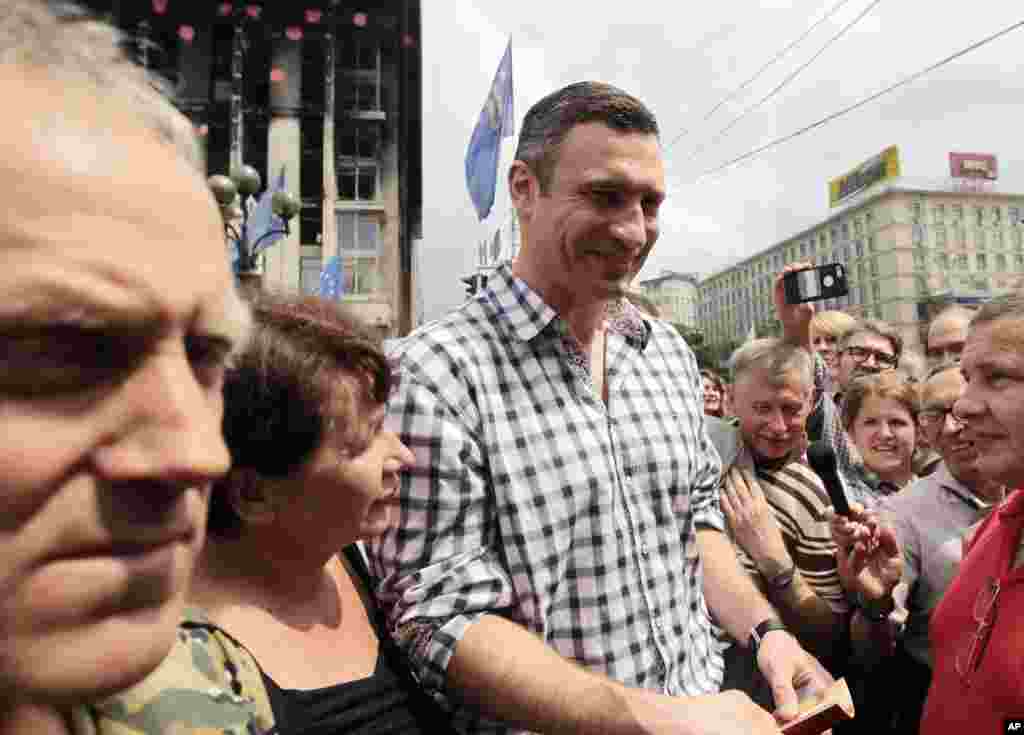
left=209, top=164, right=301, bottom=290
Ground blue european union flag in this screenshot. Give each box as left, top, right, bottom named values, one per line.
left=318, top=255, right=343, bottom=300
left=465, top=41, right=513, bottom=221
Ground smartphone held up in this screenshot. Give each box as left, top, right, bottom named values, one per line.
left=783, top=263, right=849, bottom=304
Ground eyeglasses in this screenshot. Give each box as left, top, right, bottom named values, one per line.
left=955, top=576, right=1001, bottom=688
left=918, top=405, right=966, bottom=429
left=843, top=345, right=898, bottom=370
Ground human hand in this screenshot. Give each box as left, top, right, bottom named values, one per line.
left=773, top=263, right=815, bottom=349
left=721, top=467, right=792, bottom=578
left=628, top=688, right=782, bottom=734
left=826, top=503, right=902, bottom=601
left=756, top=630, right=835, bottom=723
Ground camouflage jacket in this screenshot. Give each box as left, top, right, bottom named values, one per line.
left=67, top=607, right=275, bottom=735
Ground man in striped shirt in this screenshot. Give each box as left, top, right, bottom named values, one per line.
left=708, top=338, right=901, bottom=705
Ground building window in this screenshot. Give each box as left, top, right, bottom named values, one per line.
left=977, top=253, right=988, bottom=271
left=935, top=253, right=949, bottom=269
left=916, top=276, right=927, bottom=296
left=867, top=235, right=876, bottom=253
left=336, top=124, right=381, bottom=201
left=955, top=227, right=966, bottom=245
left=1015, top=230, right=1024, bottom=251
left=952, top=204, right=963, bottom=222
left=996, top=253, right=1008, bottom=270
left=935, top=226, right=947, bottom=247
left=870, top=258, right=878, bottom=277
left=994, top=230, right=1004, bottom=249
left=976, top=229, right=987, bottom=250
left=336, top=210, right=382, bottom=295
left=842, top=222, right=850, bottom=240
left=1010, top=206, right=1021, bottom=224
left=865, top=210, right=874, bottom=227
left=338, top=37, right=384, bottom=115
left=855, top=240, right=864, bottom=258
left=300, top=255, right=323, bottom=295
left=911, top=201, right=922, bottom=223
left=1016, top=253, right=1024, bottom=268
left=933, top=204, right=945, bottom=223
left=956, top=253, right=968, bottom=269
left=975, top=206, right=985, bottom=227
left=872, top=282, right=881, bottom=302
left=913, top=251, right=924, bottom=268
left=992, top=206, right=1002, bottom=225
left=857, top=262, right=866, bottom=281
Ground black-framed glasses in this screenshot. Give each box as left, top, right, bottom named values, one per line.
left=954, top=576, right=1001, bottom=688
left=918, top=405, right=966, bottom=429
left=844, top=345, right=898, bottom=370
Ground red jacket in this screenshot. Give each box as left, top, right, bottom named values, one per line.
left=921, top=488, right=1024, bottom=734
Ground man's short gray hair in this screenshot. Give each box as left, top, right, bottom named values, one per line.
left=729, top=337, right=813, bottom=390
left=0, top=1, right=203, bottom=172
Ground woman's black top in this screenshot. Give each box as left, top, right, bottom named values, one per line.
left=260, top=545, right=457, bottom=735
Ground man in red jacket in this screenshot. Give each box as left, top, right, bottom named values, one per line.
left=920, top=291, right=1024, bottom=734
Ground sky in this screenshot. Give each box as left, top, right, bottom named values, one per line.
left=417, top=0, right=1024, bottom=322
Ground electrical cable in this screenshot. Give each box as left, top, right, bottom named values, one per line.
left=666, top=0, right=860, bottom=149
left=681, top=0, right=884, bottom=162
left=690, top=17, right=1024, bottom=183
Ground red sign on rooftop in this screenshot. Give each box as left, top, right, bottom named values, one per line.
left=949, top=152, right=998, bottom=180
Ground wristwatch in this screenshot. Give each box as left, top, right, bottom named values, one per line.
left=762, top=561, right=796, bottom=593
left=748, top=618, right=788, bottom=658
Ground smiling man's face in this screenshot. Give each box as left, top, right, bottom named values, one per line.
left=955, top=317, right=1024, bottom=488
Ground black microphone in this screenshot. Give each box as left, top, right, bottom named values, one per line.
left=807, top=442, right=851, bottom=517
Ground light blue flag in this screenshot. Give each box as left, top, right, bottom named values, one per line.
left=465, top=41, right=513, bottom=221
left=318, top=255, right=344, bottom=300
left=249, top=165, right=288, bottom=255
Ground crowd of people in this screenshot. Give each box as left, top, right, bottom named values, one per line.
left=2, top=1, right=1023, bottom=734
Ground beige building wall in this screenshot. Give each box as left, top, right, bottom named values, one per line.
left=697, top=186, right=1024, bottom=347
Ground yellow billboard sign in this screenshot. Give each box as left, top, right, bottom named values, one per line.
left=828, top=146, right=901, bottom=207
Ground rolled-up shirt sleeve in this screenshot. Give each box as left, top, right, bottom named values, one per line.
left=367, top=345, right=516, bottom=704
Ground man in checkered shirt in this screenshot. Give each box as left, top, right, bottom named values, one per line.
left=368, top=82, right=830, bottom=734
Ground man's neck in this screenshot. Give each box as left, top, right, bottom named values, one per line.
left=948, top=466, right=1006, bottom=505
left=510, top=259, right=610, bottom=349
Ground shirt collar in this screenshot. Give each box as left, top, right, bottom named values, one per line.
left=933, top=461, right=997, bottom=512
left=484, top=263, right=651, bottom=349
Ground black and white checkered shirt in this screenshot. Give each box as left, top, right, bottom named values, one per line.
left=368, top=263, right=725, bottom=734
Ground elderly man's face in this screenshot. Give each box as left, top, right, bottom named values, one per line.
left=919, top=369, right=978, bottom=484
left=955, top=317, right=1024, bottom=488
left=0, top=77, right=245, bottom=703
left=730, top=367, right=810, bottom=461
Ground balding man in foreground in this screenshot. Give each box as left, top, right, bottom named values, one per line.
left=0, top=3, right=248, bottom=733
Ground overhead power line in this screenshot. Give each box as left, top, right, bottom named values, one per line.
left=681, top=0, right=884, bottom=163
left=690, top=17, right=1024, bottom=184
left=666, top=0, right=859, bottom=149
